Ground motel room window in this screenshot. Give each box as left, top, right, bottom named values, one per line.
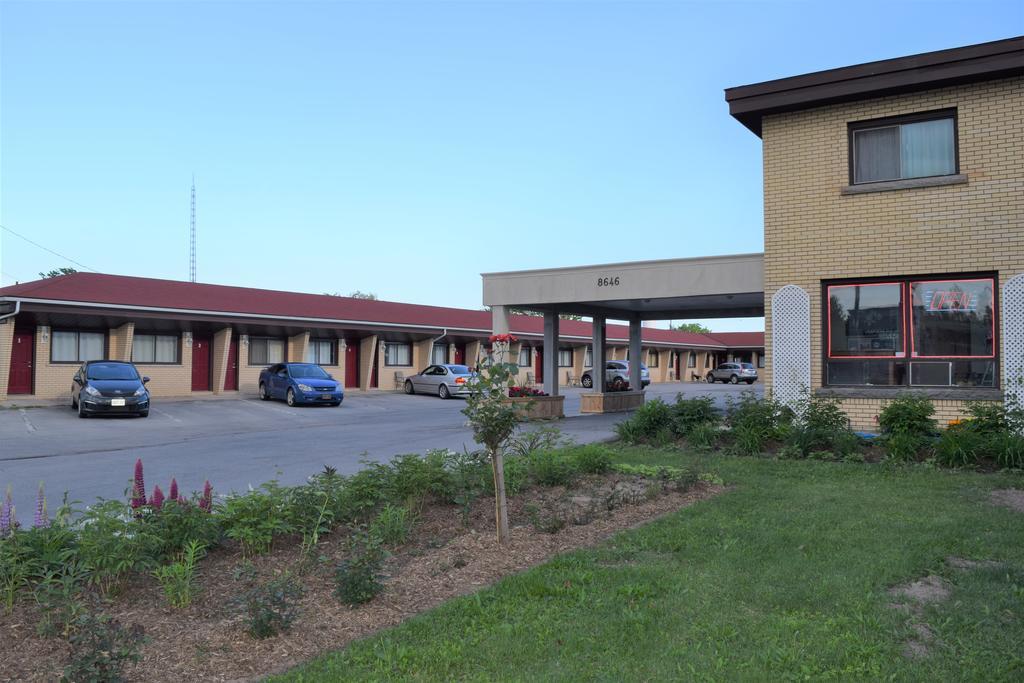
left=668, top=352, right=674, bottom=368
left=558, top=348, right=573, bottom=368
left=584, top=346, right=593, bottom=367
left=132, top=334, right=180, bottom=364
left=384, top=342, right=412, bottom=366
left=850, top=110, right=957, bottom=185
left=758, top=355, right=765, bottom=369
left=826, top=275, right=996, bottom=388
left=431, top=343, right=448, bottom=365
left=51, top=330, right=105, bottom=363
left=687, top=352, right=697, bottom=368
left=518, top=346, right=532, bottom=367
left=249, top=337, right=285, bottom=366
left=306, top=339, right=336, bottom=365
left=648, top=351, right=658, bottom=368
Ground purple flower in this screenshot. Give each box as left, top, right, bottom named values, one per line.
left=130, top=458, right=146, bottom=510
left=0, top=486, right=13, bottom=536
left=199, top=480, right=213, bottom=513
left=149, top=484, right=164, bottom=509
left=169, top=478, right=179, bottom=502
left=33, top=482, right=50, bottom=529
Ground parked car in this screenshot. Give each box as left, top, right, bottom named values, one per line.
left=258, top=363, right=343, bottom=406
left=71, top=360, right=151, bottom=418
left=707, top=362, right=758, bottom=384
left=404, top=364, right=476, bottom=399
left=580, top=361, right=651, bottom=390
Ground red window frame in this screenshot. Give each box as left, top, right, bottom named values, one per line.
left=908, top=277, right=996, bottom=360
left=826, top=281, right=905, bottom=359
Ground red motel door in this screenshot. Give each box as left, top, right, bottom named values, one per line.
left=191, top=335, right=212, bottom=391
left=224, top=336, right=239, bottom=391
left=454, top=344, right=465, bottom=365
left=534, top=348, right=544, bottom=383
left=345, top=343, right=360, bottom=388
left=8, top=330, right=34, bottom=394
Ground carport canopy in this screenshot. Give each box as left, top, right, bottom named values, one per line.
left=481, top=252, right=764, bottom=396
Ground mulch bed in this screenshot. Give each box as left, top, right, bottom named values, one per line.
left=0, top=475, right=722, bottom=682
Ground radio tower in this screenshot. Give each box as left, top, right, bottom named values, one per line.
left=189, top=176, right=197, bottom=282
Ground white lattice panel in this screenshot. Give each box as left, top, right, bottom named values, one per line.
left=1003, top=274, right=1024, bottom=412
left=772, top=285, right=811, bottom=411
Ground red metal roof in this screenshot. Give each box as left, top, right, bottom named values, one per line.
left=1, top=273, right=762, bottom=348
left=705, top=331, right=765, bottom=348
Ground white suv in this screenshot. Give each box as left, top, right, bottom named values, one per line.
left=707, top=362, right=758, bottom=385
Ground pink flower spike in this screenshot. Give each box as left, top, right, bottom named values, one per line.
left=130, top=458, right=146, bottom=509
left=169, top=478, right=179, bottom=502
left=149, top=484, right=164, bottom=509
left=34, top=482, right=50, bottom=529
left=199, top=480, right=213, bottom=512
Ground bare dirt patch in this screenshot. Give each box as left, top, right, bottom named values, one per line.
left=990, top=489, right=1024, bottom=513
left=0, top=476, right=721, bottom=682
left=888, top=575, right=951, bottom=659
left=888, top=575, right=951, bottom=606
left=946, top=556, right=1001, bottom=571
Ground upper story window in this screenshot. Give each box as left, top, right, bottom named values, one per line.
left=850, top=110, right=957, bottom=185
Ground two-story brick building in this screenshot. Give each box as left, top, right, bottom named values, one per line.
left=727, top=36, right=1023, bottom=428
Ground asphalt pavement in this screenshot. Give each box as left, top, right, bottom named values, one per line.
left=0, top=382, right=759, bottom=517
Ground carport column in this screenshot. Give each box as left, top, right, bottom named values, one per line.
left=629, top=320, right=642, bottom=391
left=491, top=305, right=510, bottom=336
left=211, top=327, right=232, bottom=395
left=543, top=312, right=559, bottom=396
left=592, top=317, right=606, bottom=393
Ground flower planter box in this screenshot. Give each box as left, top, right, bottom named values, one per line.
left=503, top=394, right=565, bottom=420
left=580, top=390, right=645, bottom=414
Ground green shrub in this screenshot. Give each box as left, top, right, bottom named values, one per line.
left=569, top=445, right=613, bottom=474
left=369, top=504, right=416, bottom=547
left=152, top=539, right=205, bottom=608
left=342, top=462, right=393, bottom=521
left=76, top=499, right=157, bottom=596
left=334, top=534, right=385, bottom=606
left=878, top=394, right=936, bottom=438
left=34, top=563, right=89, bottom=639
left=220, top=483, right=293, bottom=556
left=724, top=393, right=792, bottom=456
left=389, top=452, right=450, bottom=504
left=62, top=609, right=146, bottom=683
left=442, top=449, right=488, bottom=525
left=507, top=426, right=574, bottom=458
left=686, top=422, right=719, bottom=451
left=671, top=396, right=718, bottom=437
left=783, top=396, right=859, bottom=459
left=527, top=451, right=576, bottom=487
left=994, top=433, right=1024, bottom=469
left=241, top=574, right=303, bottom=639
left=140, top=498, right=222, bottom=563
left=882, top=432, right=931, bottom=461
left=614, top=399, right=673, bottom=444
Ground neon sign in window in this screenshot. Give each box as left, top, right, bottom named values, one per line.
left=910, top=278, right=995, bottom=359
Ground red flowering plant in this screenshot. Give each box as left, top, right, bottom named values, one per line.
left=487, top=333, right=519, bottom=345
left=508, top=386, right=548, bottom=398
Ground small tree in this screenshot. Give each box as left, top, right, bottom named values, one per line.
left=39, top=267, right=77, bottom=279
left=462, top=334, right=523, bottom=544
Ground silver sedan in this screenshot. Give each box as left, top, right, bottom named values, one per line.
left=404, top=364, right=476, bottom=399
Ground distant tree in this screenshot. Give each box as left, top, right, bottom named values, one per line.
left=348, top=290, right=378, bottom=300
left=673, top=322, right=712, bottom=334
left=39, top=267, right=77, bottom=278
left=509, top=308, right=583, bottom=321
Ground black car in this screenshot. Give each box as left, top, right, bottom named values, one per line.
left=71, top=360, right=151, bottom=418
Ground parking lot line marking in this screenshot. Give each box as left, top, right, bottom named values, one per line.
left=18, top=409, right=37, bottom=434
left=152, top=406, right=182, bottom=423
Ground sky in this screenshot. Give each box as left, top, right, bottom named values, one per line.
left=1, top=1, right=1021, bottom=332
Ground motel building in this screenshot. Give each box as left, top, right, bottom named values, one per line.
left=485, top=37, right=1023, bottom=428
left=0, top=272, right=763, bottom=403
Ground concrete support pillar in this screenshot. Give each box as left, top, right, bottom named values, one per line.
left=465, top=340, right=482, bottom=368
left=211, top=327, right=232, bottom=395
left=491, top=305, right=510, bottom=335
left=592, top=317, right=606, bottom=393
left=288, top=331, right=310, bottom=363
left=359, top=335, right=378, bottom=390
left=543, top=312, right=559, bottom=396
left=629, top=320, right=643, bottom=391
left=413, top=338, right=433, bottom=371
left=109, top=322, right=135, bottom=361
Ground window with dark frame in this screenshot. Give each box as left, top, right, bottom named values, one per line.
left=384, top=342, right=412, bottom=366
left=584, top=346, right=593, bottom=367
left=51, top=330, right=106, bottom=363
left=648, top=350, right=659, bottom=368
left=132, top=334, right=180, bottom=364
left=825, top=274, right=996, bottom=388
left=557, top=348, right=573, bottom=368
left=518, top=346, right=531, bottom=367
left=687, top=352, right=697, bottom=368
left=306, top=338, right=336, bottom=365
left=431, top=343, right=448, bottom=365
left=849, top=109, right=957, bottom=185
left=249, top=337, right=285, bottom=366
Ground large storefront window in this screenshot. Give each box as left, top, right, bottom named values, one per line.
left=826, top=275, right=996, bottom=388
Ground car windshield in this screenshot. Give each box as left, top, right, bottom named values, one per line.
left=87, top=363, right=139, bottom=381
left=740, top=363, right=755, bottom=369
left=288, top=364, right=330, bottom=379
left=448, top=365, right=471, bottom=374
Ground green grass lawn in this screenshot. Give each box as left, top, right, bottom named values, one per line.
left=274, top=448, right=1024, bottom=682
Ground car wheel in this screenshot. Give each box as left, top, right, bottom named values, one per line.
left=729, top=375, right=739, bottom=384
left=746, top=380, right=755, bottom=385
left=581, top=374, right=593, bottom=388
left=438, top=384, right=450, bottom=400
left=404, top=380, right=415, bottom=395
left=706, top=373, right=715, bottom=383
left=77, top=400, right=88, bottom=419
left=258, top=383, right=269, bottom=401
left=286, top=388, right=297, bottom=406
left=611, top=376, right=626, bottom=392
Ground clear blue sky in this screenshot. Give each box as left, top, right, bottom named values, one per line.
left=1, top=1, right=1020, bottom=332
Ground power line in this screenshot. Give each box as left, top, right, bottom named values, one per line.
left=0, top=224, right=98, bottom=273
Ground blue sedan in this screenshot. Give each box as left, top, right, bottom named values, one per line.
left=258, top=363, right=343, bottom=406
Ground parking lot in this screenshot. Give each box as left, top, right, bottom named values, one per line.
left=0, top=382, right=759, bottom=515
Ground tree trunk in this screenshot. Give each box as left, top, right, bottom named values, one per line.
left=491, top=447, right=510, bottom=544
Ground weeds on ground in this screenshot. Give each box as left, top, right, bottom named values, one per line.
left=334, top=532, right=386, bottom=607
left=152, top=539, right=205, bottom=608
left=240, top=574, right=303, bottom=639
left=62, top=608, right=146, bottom=683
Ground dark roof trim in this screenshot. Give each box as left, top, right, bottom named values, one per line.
left=725, top=36, right=1024, bottom=136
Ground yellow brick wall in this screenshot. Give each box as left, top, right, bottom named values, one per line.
left=0, top=323, right=15, bottom=399
left=32, top=327, right=92, bottom=400
left=762, top=76, right=1024, bottom=429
